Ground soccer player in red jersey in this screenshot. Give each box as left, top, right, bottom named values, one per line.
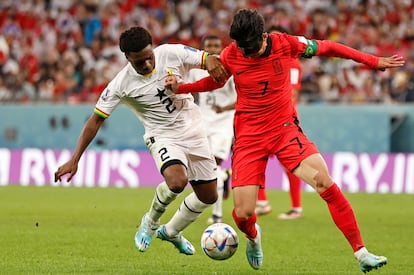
left=166, top=9, right=404, bottom=272
left=255, top=25, right=304, bottom=220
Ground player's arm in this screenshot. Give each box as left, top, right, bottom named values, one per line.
left=205, top=54, right=229, bottom=83
left=212, top=103, right=235, bottom=113
left=168, top=48, right=230, bottom=93
left=300, top=38, right=405, bottom=70
left=179, top=45, right=227, bottom=83
left=54, top=113, right=105, bottom=182
left=165, top=75, right=226, bottom=94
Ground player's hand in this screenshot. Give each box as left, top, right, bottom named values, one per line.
left=212, top=104, right=224, bottom=113
left=376, top=55, right=405, bottom=71
left=54, top=160, right=78, bottom=182
left=165, top=74, right=180, bottom=93
left=205, top=55, right=228, bottom=83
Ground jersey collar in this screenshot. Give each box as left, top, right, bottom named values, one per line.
left=260, top=36, right=272, bottom=57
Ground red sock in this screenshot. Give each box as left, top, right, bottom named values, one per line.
left=257, top=188, right=267, bottom=201
left=320, top=184, right=364, bottom=252
left=287, top=172, right=301, bottom=208
left=232, top=209, right=257, bottom=239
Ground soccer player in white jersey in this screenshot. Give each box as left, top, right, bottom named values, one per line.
left=54, top=26, right=228, bottom=255
left=188, top=35, right=237, bottom=224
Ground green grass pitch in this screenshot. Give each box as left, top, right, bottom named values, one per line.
left=1, top=185, right=413, bottom=274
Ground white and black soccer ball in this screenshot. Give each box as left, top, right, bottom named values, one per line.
left=200, top=222, right=239, bottom=260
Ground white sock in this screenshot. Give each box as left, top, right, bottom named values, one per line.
left=256, top=200, right=269, bottom=207
left=292, top=207, right=303, bottom=212
left=165, top=192, right=211, bottom=236
left=354, top=247, right=368, bottom=261
left=148, top=181, right=179, bottom=223
left=212, top=166, right=224, bottom=218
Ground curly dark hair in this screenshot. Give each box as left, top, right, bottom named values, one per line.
left=119, top=26, right=153, bottom=54
left=268, top=25, right=289, bottom=34
left=229, top=9, right=265, bottom=42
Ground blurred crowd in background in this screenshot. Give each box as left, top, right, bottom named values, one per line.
left=0, top=0, right=413, bottom=104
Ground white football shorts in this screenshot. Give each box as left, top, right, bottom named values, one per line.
left=146, top=136, right=217, bottom=182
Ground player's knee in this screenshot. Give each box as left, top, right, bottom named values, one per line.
left=234, top=207, right=255, bottom=219
left=191, top=179, right=218, bottom=204
left=197, top=187, right=218, bottom=205
left=166, top=176, right=188, bottom=193
left=314, top=171, right=333, bottom=192
left=199, top=193, right=217, bottom=205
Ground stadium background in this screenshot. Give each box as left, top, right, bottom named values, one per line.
left=0, top=0, right=413, bottom=192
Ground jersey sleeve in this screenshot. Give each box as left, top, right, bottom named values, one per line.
left=172, top=44, right=209, bottom=70
left=177, top=76, right=225, bottom=94
left=94, top=79, right=122, bottom=119
left=288, top=35, right=379, bottom=68
left=314, top=39, right=379, bottom=68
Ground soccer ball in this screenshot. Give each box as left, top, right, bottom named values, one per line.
left=200, top=222, right=239, bottom=260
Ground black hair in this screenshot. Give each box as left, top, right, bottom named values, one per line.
left=229, top=9, right=265, bottom=42
left=119, top=26, right=152, bottom=54
left=267, top=25, right=289, bottom=34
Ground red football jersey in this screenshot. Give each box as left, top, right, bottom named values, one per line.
left=220, top=33, right=307, bottom=137
left=177, top=32, right=379, bottom=183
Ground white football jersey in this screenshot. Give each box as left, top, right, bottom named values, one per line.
left=94, top=44, right=208, bottom=141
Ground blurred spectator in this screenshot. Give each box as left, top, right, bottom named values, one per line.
left=0, top=0, right=412, bottom=104
left=389, top=70, right=413, bottom=103
left=0, top=75, right=12, bottom=101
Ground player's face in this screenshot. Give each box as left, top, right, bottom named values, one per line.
left=203, top=39, right=222, bottom=55
left=126, top=44, right=155, bottom=75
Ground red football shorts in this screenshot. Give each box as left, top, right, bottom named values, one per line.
left=231, top=118, right=319, bottom=189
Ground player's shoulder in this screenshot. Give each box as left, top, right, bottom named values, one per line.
left=221, top=42, right=239, bottom=61
left=271, top=32, right=306, bottom=44
left=106, top=64, right=133, bottom=90
left=154, top=43, right=172, bottom=55
left=271, top=32, right=313, bottom=48
left=269, top=32, right=292, bottom=45
left=155, top=43, right=201, bottom=55
left=111, top=64, right=129, bottom=81
left=222, top=42, right=237, bottom=54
